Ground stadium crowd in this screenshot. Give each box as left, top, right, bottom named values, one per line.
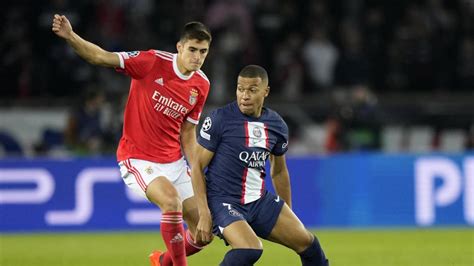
left=1, top=0, right=473, bottom=156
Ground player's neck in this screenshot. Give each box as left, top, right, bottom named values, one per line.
left=244, top=109, right=263, bottom=118
left=253, top=109, right=262, bottom=118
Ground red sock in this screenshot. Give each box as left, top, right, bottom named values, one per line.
left=160, top=211, right=187, bottom=266
left=161, top=230, right=207, bottom=266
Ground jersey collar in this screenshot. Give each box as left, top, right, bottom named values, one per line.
left=173, top=54, right=194, bottom=80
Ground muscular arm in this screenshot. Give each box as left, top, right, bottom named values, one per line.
left=52, top=14, right=120, bottom=67
left=270, top=154, right=292, bottom=209
left=190, top=144, right=215, bottom=243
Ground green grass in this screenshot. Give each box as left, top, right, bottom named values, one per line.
left=1, top=228, right=473, bottom=266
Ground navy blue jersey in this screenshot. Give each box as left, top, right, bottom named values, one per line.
left=198, top=101, right=289, bottom=204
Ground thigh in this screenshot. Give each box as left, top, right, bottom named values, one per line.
left=121, top=158, right=189, bottom=209
left=120, top=158, right=180, bottom=195
left=145, top=174, right=180, bottom=210
left=119, top=159, right=154, bottom=198
left=266, top=203, right=313, bottom=253
left=118, top=161, right=147, bottom=199
left=222, top=220, right=262, bottom=249
left=249, top=192, right=284, bottom=238
left=208, top=199, right=247, bottom=240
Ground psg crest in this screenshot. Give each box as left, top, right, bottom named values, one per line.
left=189, top=88, right=199, bottom=105
left=253, top=126, right=262, bottom=138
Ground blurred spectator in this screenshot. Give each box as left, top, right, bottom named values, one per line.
left=63, top=88, right=109, bottom=155
left=325, top=86, right=380, bottom=153
left=0, top=132, right=23, bottom=156
left=303, top=27, right=339, bottom=90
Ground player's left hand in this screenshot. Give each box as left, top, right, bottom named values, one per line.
left=194, top=212, right=213, bottom=244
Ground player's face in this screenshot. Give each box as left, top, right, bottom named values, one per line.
left=236, top=76, right=269, bottom=117
left=176, top=39, right=210, bottom=75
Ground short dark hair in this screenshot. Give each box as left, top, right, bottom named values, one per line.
left=238, top=65, right=269, bottom=86
left=180, top=22, right=212, bottom=43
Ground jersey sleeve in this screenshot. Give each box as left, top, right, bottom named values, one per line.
left=114, top=50, right=156, bottom=79
left=185, top=83, right=210, bottom=125
left=271, top=118, right=289, bottom=156
left=197, top=109, right=222, bottom=152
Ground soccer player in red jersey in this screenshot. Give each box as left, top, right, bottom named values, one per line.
left=52, top=14, right=212, bottom=266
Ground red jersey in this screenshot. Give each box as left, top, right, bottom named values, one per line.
left=115, top=50, right=210, bottom=163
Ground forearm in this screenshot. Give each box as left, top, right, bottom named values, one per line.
left=272, top=172, right=292, bottom=208
left=180, top=122, right=197, bottom=162
left=66, top=31, right=118, bottom=67
left=181, top=138, right=195, bottom=163
left=191, top=167, right=211, bottom=215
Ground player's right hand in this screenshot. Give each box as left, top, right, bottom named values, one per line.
left=194, top=212, right=213, bottom=244
left=52, top=14, right=73, bottom=40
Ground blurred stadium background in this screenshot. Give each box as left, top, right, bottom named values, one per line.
left=1, top=0, right=473, bottom=265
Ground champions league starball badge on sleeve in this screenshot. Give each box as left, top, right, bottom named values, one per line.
left=127, top=51, right=140, bottom=57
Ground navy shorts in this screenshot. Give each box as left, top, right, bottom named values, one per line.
left=208, top=190, right=285, bottom=240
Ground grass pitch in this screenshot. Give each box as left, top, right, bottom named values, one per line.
left=1, top=228, right=472, bottom=266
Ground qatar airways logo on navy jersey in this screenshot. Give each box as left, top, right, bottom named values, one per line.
left=239, top=151, right=270, bottom=168
left=152, top=90, right=188, bottom=119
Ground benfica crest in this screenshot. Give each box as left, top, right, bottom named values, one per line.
left=144, top=166, right=153, bottom=175
left=189, top=88, right=199, bottom=105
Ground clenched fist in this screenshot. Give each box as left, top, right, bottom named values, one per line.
left=52, top=14, right=73, bottom=40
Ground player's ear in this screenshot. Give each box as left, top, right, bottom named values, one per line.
left=176, top=41, right=183, bottom=54
left=264, top=86, right=270, bottom=97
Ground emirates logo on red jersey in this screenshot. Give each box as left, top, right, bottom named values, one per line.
left=151, top=90, right=189, bottom=119
left=189, top=88, right=199, bottom=105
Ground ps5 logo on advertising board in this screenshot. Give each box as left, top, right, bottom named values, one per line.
left=415, top=157, right=474, bottom=226
left=0, top=167, right=162, bottom=227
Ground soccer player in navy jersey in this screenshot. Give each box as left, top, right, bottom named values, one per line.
left=52, top=14, right=212, bottom=266
left=191, top=65, right=329, bottom=265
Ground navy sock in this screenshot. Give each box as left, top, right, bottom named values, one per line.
left=299, top=236, right=329, bottom=266
left=220, top=248, right=263, bottom=266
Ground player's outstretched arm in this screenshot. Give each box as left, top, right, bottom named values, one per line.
left=270, top=154, right=292, bottom=208
left=190, top=144, right=215, bottom=244
left=51, top=14, right=120, bottom=68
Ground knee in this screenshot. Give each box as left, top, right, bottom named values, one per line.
left=145, top=177, right=183, bottom=212
left=159, top=195, right=182, bottom=212
left=303, top=231, right=315, bottom=248
left=246, top=239, right=263, bottom=250
left=147, top=189, right=182, bottom=212
left=231, top=237, right=263, bottom=250
left=292, top=230, right=314, bottom=253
